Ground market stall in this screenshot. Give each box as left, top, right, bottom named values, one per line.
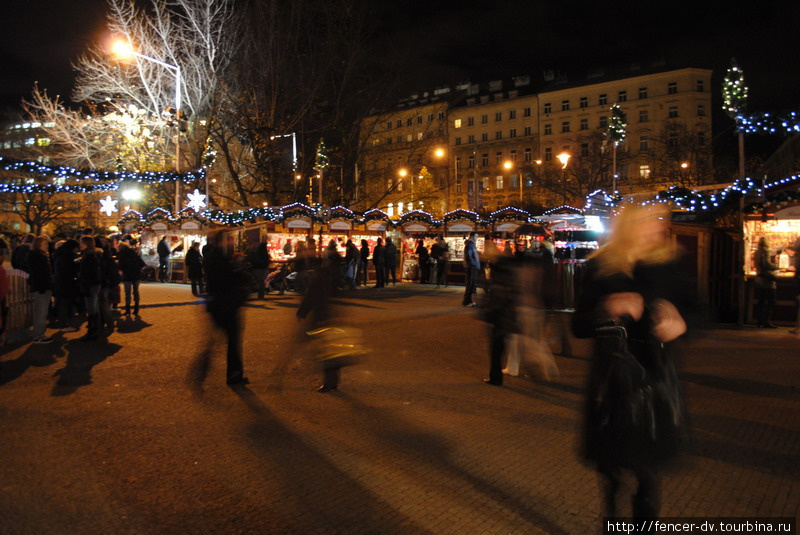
left=743, top=204, right=800, bottom=323
left=398, top=211, right=438, bottom=282
left=536, top=212, right=606, bottom=309
left=139, top=214, right=209, bottom=283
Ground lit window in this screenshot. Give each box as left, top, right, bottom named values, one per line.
left=639, top=164, right=651, bottom=178
left=454, top=119, right=462, bottom=128
left=387, top=203, right=394, bottom=217
left=496, top=175, right=504, bottom=189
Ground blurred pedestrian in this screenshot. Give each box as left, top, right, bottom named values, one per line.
left=117, top=241, right=145, bottom=316
left=480, top=251, right=518, bottom=385
left=384, top=237, right=397, bottom=286
left=157, top=236, right=171, bottom=283
left=28, top=236, right=54, bottom=343
left=416, top=239, right=430, bottom=283
left=189, top=232, right=250, bottom=387
left=326, top=239, right=343, bottom=289
left=572, top=204, right=695, bottom=523
left=359, top=239, right=370, bottom=286
left=283, top=239, right=293, bottom=256
left=753, top=237, right=779, bottom=328
left=248, top=240, right=271, bottom=299
left=463, top=231, right=480, bottom=306
left=53, top=239, right=81, bottom=332
left=78, top=236, right=103, bottom=341
left=185, top=241, right=204, bottom=297
left=297, top=255, right=366, bottom=392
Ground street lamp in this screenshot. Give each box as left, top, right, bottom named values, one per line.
left=111, top=38, right=183, bottom=214
left=557, top=152, right=571, bottom=205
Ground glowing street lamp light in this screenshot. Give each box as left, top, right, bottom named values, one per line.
left=680, top=162, right=689, bottom=169
left=110, top=37, right=183, bottom=213
left=398, top=168, right=408, bottom=178
left=434, top=148, right=445, bottom=158
left=557, top=152, right=571, bottom=204
left=557, top=152, right=571, bottom=169
left=121, top=187, right=142, bottom=201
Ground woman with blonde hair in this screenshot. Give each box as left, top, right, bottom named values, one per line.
left=572, top=203, right=696, bottom=524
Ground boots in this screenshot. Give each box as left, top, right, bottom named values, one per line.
left=133, top=302, right=140, bottom=316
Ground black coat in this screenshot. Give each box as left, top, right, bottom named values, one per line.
left=157, top=239, right=171, bottom=259
left=52, top=246, right=80, bottom=299
left=204, top=246, right=248, bottom=319
left=27, top=249, right=53, bottom=293
left=117, top=247, right=145, bottom=282
left=384, top=243, right=397, bottom=267
left=11, top=244, right=31, bottom=273
left=572, top=257, right=696, bottom=470
left=372, top=244, right=385, bottom=266
left=185, top=247, right=204, bottom=280
left=79, top=250, right=102, bottom=290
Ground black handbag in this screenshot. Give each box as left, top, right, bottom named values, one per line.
left=591, top=322, right=686, bottom=467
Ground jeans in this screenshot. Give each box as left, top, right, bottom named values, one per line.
left=463, top=267, right=479, bottom=305
left=159, top=257, right=170, bottom=282
left=84, top=284, right=101, bottom=315
left=32, top=290, right=52, bottom=338
left=123, top=280, right=140, bottom=313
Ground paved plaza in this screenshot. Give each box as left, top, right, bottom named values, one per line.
left=0, top=283, right=798, bottom=535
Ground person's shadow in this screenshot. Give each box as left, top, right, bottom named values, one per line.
left=51, top=341, right=122, bottom=395
left=114, top=315, right=153, bottom=334
left=0, top=336, right=68, bottom=386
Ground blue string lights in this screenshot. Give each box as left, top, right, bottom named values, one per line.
left=0, top=156, right=206, bottom=193
left=736, top=112, right=800, bottom=135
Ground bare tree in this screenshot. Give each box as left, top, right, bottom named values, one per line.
left=648, top=122, right=713, bottom=188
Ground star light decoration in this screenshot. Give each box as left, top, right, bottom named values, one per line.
left=185, top=189, right=207, bottom=212
left=99, top=195, right=119, bottom=217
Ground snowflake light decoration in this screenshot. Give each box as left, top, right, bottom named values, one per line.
left=186, top=189, right=207, bottom=212
left=99, top=195, right=118, bottom=217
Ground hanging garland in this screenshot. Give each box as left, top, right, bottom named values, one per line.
left=737, top=112, right=800, bottom=135
left=0, top=156, right=206, bottom=186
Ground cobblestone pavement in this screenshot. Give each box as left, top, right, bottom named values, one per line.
left=1, top=283, right=798, bottom=535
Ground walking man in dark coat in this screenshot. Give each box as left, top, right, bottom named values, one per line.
left=463, top=232, right=480, bottom=306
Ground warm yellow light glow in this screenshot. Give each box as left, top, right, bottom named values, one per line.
left=503, top=161, right=513, bottom=170
left=398, top=168, right=408, bottom=177
left=557, top=152, right=571, bottom=169
left=110, top=39, right=135, bottom=60
left=121, top=188, right=142, bottom=201
left=681, top=162, right=689, bottom=169
left=295, top=174, right=302, bottom=180
left=434, top=148, right=445, bottom=158
left=535, top=159, right=543, bottom=165
left=262, top=202, right=268, bottom=206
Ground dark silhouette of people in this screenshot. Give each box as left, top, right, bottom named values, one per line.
left=359, top=239, right=370, bottom=286
left=416, top=239, right=430, bottom=283
left=384, top=238, right=397, bottom=286
left=53, top=239, right=81, bottom=332
left=373, top=238, right=385, bottom=288
left=117, top=240, right=145, bottom=315
left=463, top=232, right=480, bottom=306
left=190, top=232, right=250, bottom=388
left=157, top=236, right=171, bottom=282
left=78, top=236, right=103, bottom=341
left=185, top=241, right=204, bottom=297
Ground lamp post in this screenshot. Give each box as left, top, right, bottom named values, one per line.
left=557, top=152, right=571, bottom=205
left=503, top=160, right=519, bottom=205
left=397, top=167, right=408, bottom=212
left=111, top=39, right=183, bottom=214
left=434, top=147, right=447, bottom=212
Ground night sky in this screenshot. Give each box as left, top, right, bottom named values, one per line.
left=1, top=1, right=798, bottom=119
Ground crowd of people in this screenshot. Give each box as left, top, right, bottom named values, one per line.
left=1, top=229, right=147, bottom=343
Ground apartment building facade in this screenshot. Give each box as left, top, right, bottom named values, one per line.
left=358, top=96, right=450, bottom=217
left=358, top=66, right=714, bottom=215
